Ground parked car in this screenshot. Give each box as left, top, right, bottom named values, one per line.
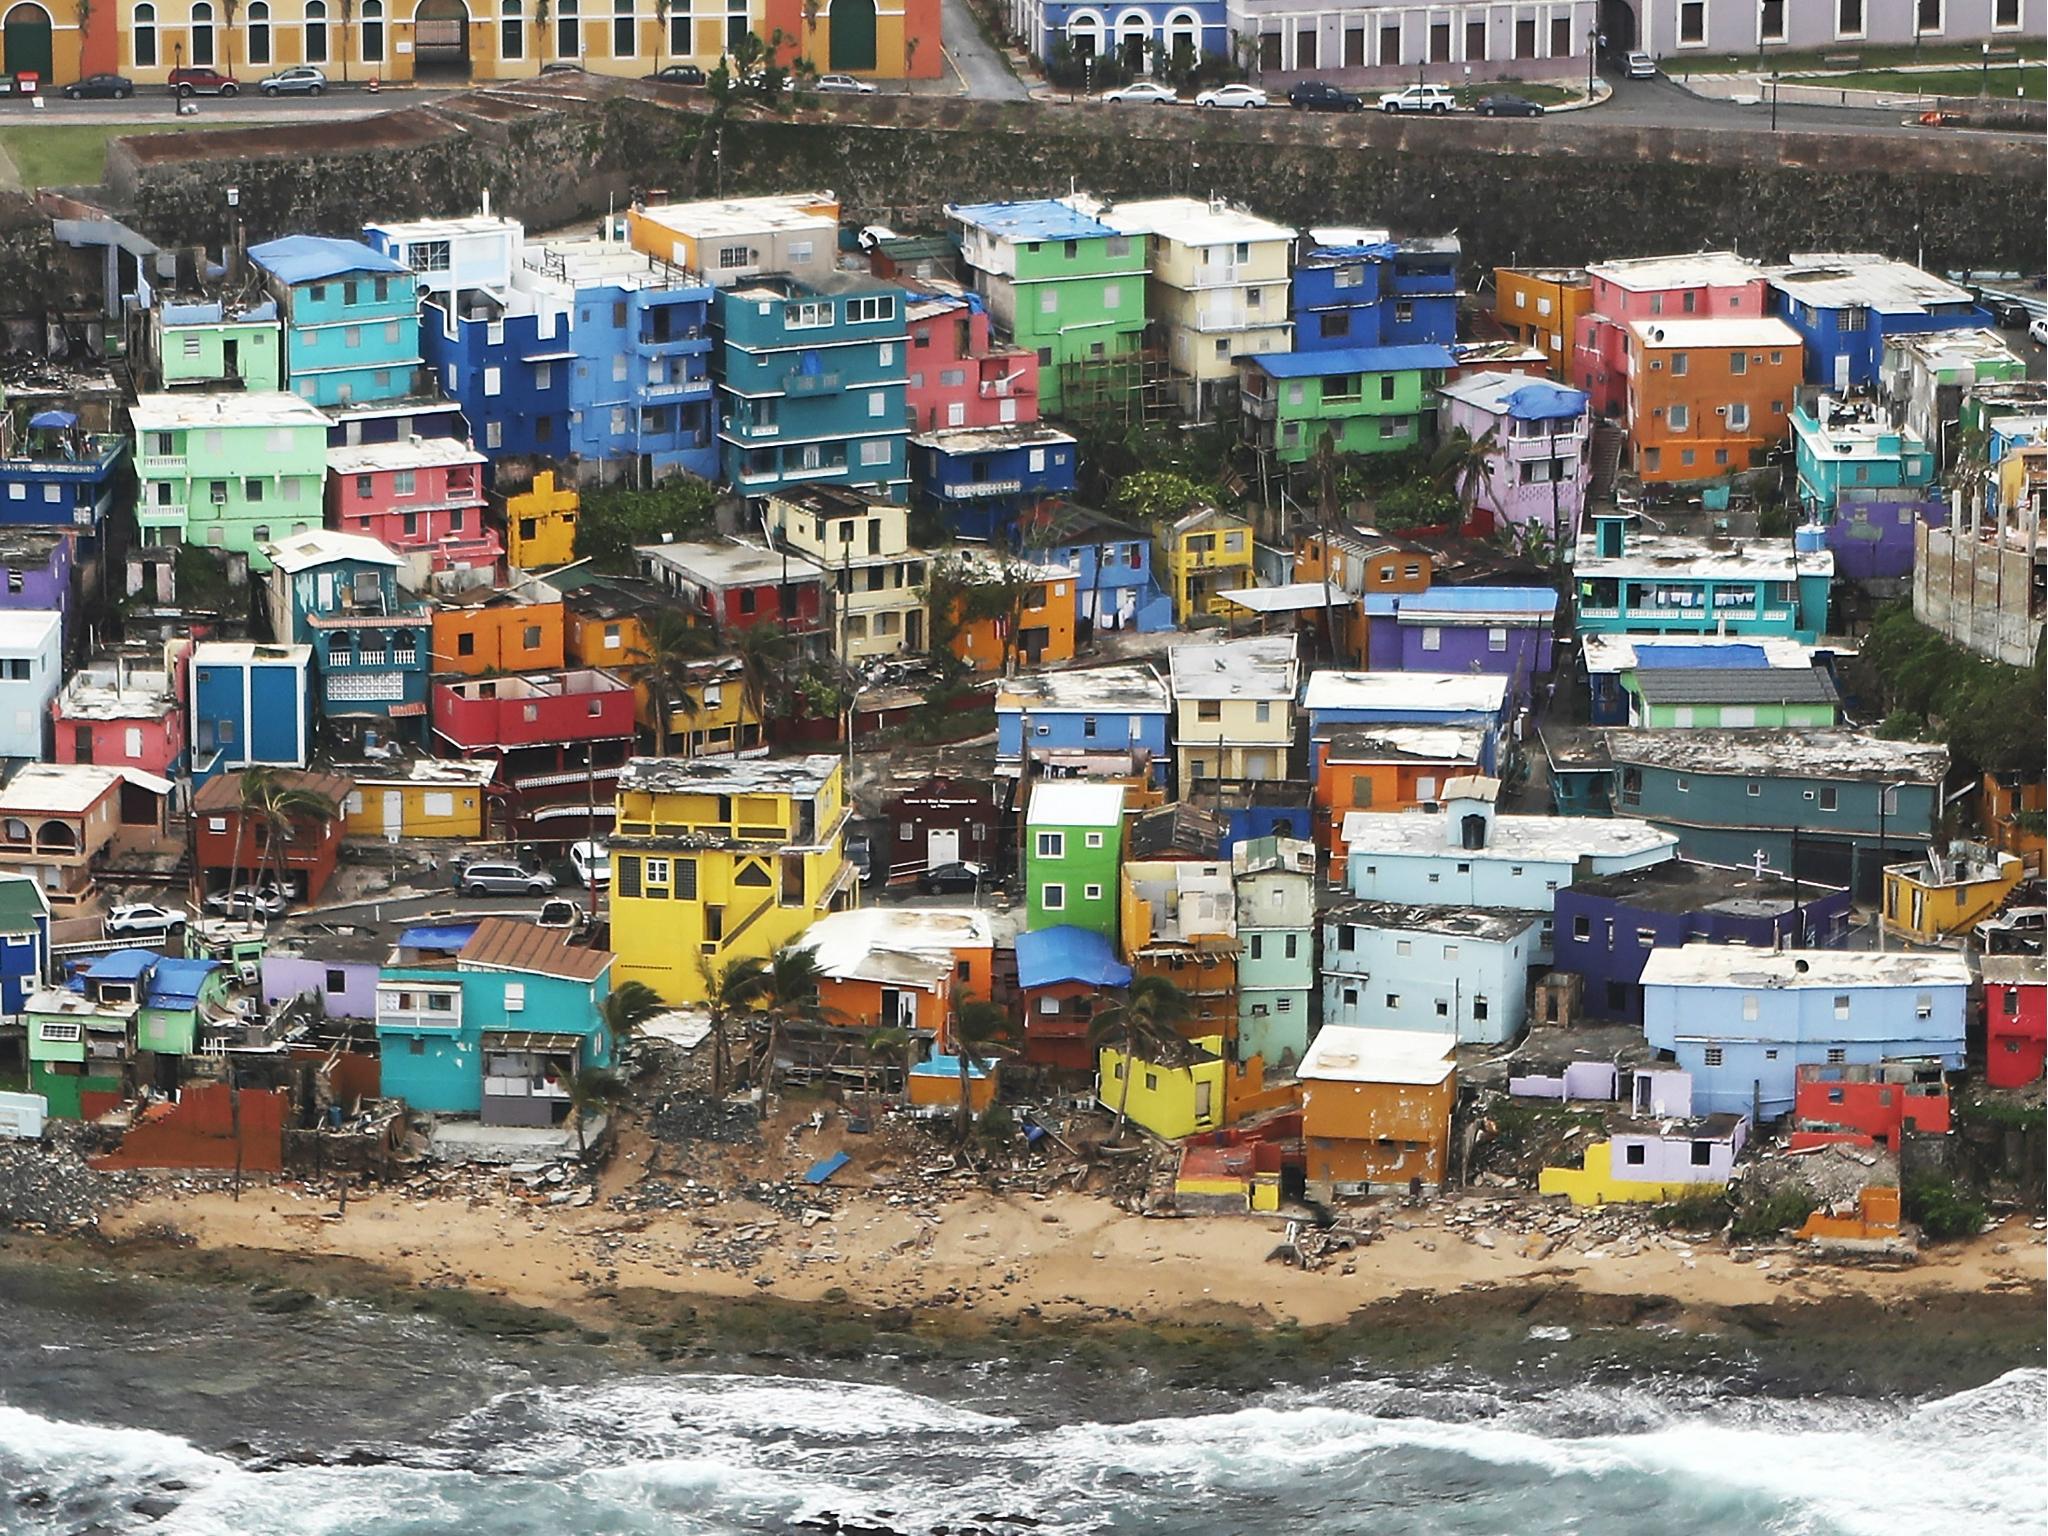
left=259, top=65, right=326, bottom=96
left=459, top=859, right=557, bottom=896
left=1626, top=51, right=1657, bottom=79
left=1195, top=83, right=1269, bottom=109
left=647, top=63, right=705, bottom=85
left=536, top=897, right=586, bottom=929
left=167, top=66, right=239, bottom=96
left=1378, top=83, right=1455, bottom=114
left=569, top=839, right=610, bottom=889
left=62, top=73, right=134, bottom=99
left=1288, top=80, right=1362, bottom=112
left=2029, top=315, right=2048, bottom=347
left=104, top=901, right=186, bottom=938
left=815, top=73, right=878, bottom=94
left=917, top=860, right=987, bottom=895
left=1475, top=93, right=1544, bottom=117
left=203, top=885, right=290, bottom=919
left=1102, top=80, right=1180, bottom=104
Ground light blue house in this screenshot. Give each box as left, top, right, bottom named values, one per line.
left=716, top=269, right=911, bottom=502
left=0, top=610, right=61, bottom=760
left=1765, top=254, right=1987, bottom=392
left=1343, top=778, right=1677, bottom=962
left=259, top=528, right=431, bottom=748
left=1641, top=945, right=1970, bottom=1118
left=249, top=236, right=425, bottom=410
left=376, top=916, right=615, bottom=1125
left=1791, top=394, right=1934, bottom=516
left=1232, top=836, right=1316, bottom=1069
left=1302, top=669, right=1509, bottom=781
left=188, top=640, right=313, bottom=782
left=1015, top=501, right=1175, bottom=635
left=1573, top=512, right=1833, bottom=643
left=996, top=663, right=1170, bottom=785
left=1321, top=900, right=1541, bottom=1047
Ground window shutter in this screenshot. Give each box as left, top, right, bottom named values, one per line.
left=677, top=858, right=698, bottom=899
left=617, top=855, right=641, bottom=898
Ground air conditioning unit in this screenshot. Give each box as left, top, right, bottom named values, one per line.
left=210, top=488, right=228, bottom=504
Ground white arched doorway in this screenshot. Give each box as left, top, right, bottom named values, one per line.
left=412, top=0, right=471, bottom=76
left=1162, top=5, right=1198, bottom=70
left=1113, top=7, right=1149, bottom=72
left=1064, top=8, right=1101, bottom=59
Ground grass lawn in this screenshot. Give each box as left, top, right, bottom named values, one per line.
left=1450, top=81, right=1577, bottom=108
left=1671, top=40, right=2044, bottom=75
left=1792, top=62, right=2040, bottom=97
left=0, top=122, right=218, bottom=191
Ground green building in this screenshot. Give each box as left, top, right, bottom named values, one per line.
left=1025, top=780, right=1126, bottom=942
left=1239, top=343, right=1455, bottom=464
left=130, top=392, right=331, bottom=571
left=150, top=298, right=284, bottom=393
left=1629, top=666, right=1842, bottom=730
left=950, top=199, right=1149, bottom=416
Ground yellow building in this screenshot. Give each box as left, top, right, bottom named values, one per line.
left=1097, top=1035, right=1228, bottom=1141
left=627, top=193, right=842, bottom=281
left=504, top=471, right=579, bottom=571
left=1883, top=841, right=2026, bottom=944
left=1159, top=504, right=1255, bottom=623
left=762, top=484, right=928, bottom=664
left=1165, top=632, right=1299, bottom=786
left=338, top=759, right=495, bottom=839
left=609, top=753, right=856, bottom=1002
left=1537, top=1141, right=1708, bottom=1208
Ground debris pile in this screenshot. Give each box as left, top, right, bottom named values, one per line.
left=646, top=1094, right=760, bottom=1147
left=0, top=1135, right=140, bottom=1232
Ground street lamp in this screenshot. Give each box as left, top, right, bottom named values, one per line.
left=1586, top=24, right=1597, bottom=96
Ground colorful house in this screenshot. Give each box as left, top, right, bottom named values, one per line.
left=1572, top=251, right=1768, bottom=418
left=1362, top=588, right=1557, bottom=704
left=1120, top=855, right=1239, bottom=1038
left=504, top=472, right=581, bottom=570
left=1014, top=501, right=1175, bottom=636
left=145, top=295, right=283, bottom=394
left=995, top=664, right=1171, bottom=786
left=1494, top=266, right=1590, bottom=377
left=1302, top=670, right=1508, bottom=781
left=1239, top=344, right=1455, bottom=465
left=1167, top=633, right=1299, bottom=786
left=249, top=236, right=425, bottom=410
left=1981, top=772, right=2046, bottom=874
left=430, top=669, right=637, bottom=837
left=908, top=424, right=1080, bottom=544
left=261, top=529, right=432, bottom=748
left=1982, top=957, right=2045, bottom=1090
left=1626, top=663, right=1842, bottom=729
left=55, top=649, right=186, bottom=787
left=1434, top=372, right=1590, bottom=544
left=1096, top=1032, right=1232, bottom=1142
left=1158, top=505, right=1255, bottom=623
left=188, top=641, right=313, bottom=779
left=0, top=610, right=61, bottom=761
left=763, top=485, right=929, bottom=663
left=1640, top=946, right=1970, bottom=1118
left=881, top=775, right=1006, bottom=886
left=1624, top=317, right=1804, bottom=485
left=326, top=437, right=499, bottom=577
left=1791, top=393, right=1935, bottom=519
left=130, top=392, right=331, bottom=570
left=338, top=758, right=496, bottom=840
left=626, top=193, right=844, bottom=285
left=26, top=977, right=138, bottom=1121
left=1790, top=1060, right=1951, bottom=1150
left=1012, top=2, right=1228, bottom=77
left=1298, top=1025, right=1457, bottom=1195
left=1573, top=512, right=1833, bottom=642
left=1578, top=631, right=1840, bottom=727
left=1232, top=836, right=1316, bottom=1068
left=0, top=533, right=72, bottom=650
left=609, top=755, right=856, bottom=1003
left=1553, top=859, right=1852, bottom=1024
left=558, top=575, right=762, bottom=756
left=635, top=539, right=829, bottom=648
left=903, top=282, right=1040, bottom=434
left=1025, top=780, right=1126, bottom=941
left=133, top=954, right=230, bottom=1057
left=429, top=579, right=566, bottom=678
left=1882, top=841, right=2027, bottom=945
left=947, top=198, right=1150, bottom=416
left=1015, top=923, right=1130, bottom=1071
left=1881, top=328, right=2026, bottom=458
left=1765, top=253, right=1986, bottom=392
left=1321, top=900, right=1540, bottom=1046
left=1290, top=231, right=1459, bottom=354
left=1538, top=1110, right=1748, bottom=1207
left=1316, top=724, right=1487, bottom=858
left=0, top=413, right=128, bottom=538
left=0, top=872, right=51, bottom=1022
left=0, top=763, right=157, bottom=912
left=193, top=768, right=352, bottom=905
left=1290, top=527, right=1432, bottom=666
left=801, top=906, right=996, bottom=1041
left=941, top=553, right=1078, bottom=674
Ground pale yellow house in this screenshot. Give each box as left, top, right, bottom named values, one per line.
left=339, top=758, right=495, bottom=839
left=626, top=193, right=842, bottom=286
left=762, top=484, right=927, bottom=664
left=1078, top=195, right=1293, bottom=422
left=1165, top=633, right=1299, bottom=786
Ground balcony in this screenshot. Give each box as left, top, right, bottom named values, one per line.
left=137, top=453, right=188, bottom=477
left=784, top=370, right=844, bottom=397
left=432, top=668, right=638, bottom=751
left=1237, top=390, right=1277, bottom=421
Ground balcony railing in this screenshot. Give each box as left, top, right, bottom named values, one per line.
left=784, top=371, right=843, bottom=396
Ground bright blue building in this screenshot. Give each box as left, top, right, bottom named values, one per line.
left=417, top=288, right=572, bottom=466
left=1021, top=2, right=1228, bottom=71
left=259, top=529, right=431, bottom=749
left=909, top=424, right=1079, bottom=542
left=995, top=662, right=1171, bottom=784
left=1573, top=512, right=1834, bottom=643
left=1013, top=500, right=1173, bottom=633
left=1291, top=232, right=1460, bottom=354
left=189, top=640, right=314, bottom=781
left=376, top=916, right=615, bottom=1123
left=1766, top=254, right=1987, bottom=391
left=0, top=412, right=127, bottom=544
left=717, top=269, right=910, bottom=501
left=1642, top=945, right=1969, bottom=1118
left=249, top=236, right=426, bottom=410
left=0, top=872, right=50, bottom=1021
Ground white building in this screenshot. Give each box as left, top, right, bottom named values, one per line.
left=1321, top=899, right=1542, bottom=1045
left=0, top=611, right=63, bottom=760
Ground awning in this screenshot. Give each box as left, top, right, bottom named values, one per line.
left=29, top=410, right=78, bottom=430
left=1217, top=582, right=1350, bottom=615
left=483, top=1030, right=585, bottom=1053
left=521, top=350, right=578, bottom=363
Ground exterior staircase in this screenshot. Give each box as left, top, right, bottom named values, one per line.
left=1588, top=421, right=1627, bottom=503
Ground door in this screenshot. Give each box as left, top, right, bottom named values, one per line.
left=1, top=4, right=53, bottom=80
left=223, top=338, right=240, bottom=379
left=382, top=791, right=403, bottom=837
left=1194, top=1080, right=1214, bottom=1124
left=1832, top=352, right=1850, bottom=393
left=928, top=827, right=960, bottom=869
left=828, top=0, right=876, bottom=71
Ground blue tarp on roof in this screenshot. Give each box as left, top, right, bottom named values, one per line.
left=86, top=949, right=158, bottom=982
left=249, top=235, right=405, bottom=286
left=1397, top=586, right=1558, bottom=616
left=1307, top=240, right=1397, bottom=262
left=1503, top=381, right=1590, bottom=422
left=947, top=199, right=1117, bottom=243
left=399, top=923, right=482, bottom=952
left=1247, top=344, right=1457, bottom=379
left=1631, top=644, right=1770, bottom=670
left=1015, top=926, right=1132, bottom=990
left=146, top=956, right=223, bottom=1009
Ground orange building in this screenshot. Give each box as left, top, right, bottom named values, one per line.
left=1494, top=267, right=1591, bottom=379
left=1297, top=1026, right=1457, bottom=1193
left=431, top=585, right=565, bottom=677
left=1625, top=318, right=1805, bottom=486
left=801, top=907, right=995, bottom=1048
left=1316, top=724, right=1486, bottom=858
left=1983, top=772, right=2046, bottom=873
left=1292, top=530, right=1431, bottom=666
left=1121, top=858, right=1240, bottom=1039
left=947, top=559, right=1077, bottom=675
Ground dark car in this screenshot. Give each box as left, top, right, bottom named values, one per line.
left=167, top=66, right=239, bottom=96
left=1288, top=79, right=1363, bottom=112
left=1475, top=93, right=1544, bottom=117
left=63, top=73, right=135, bottom=99
left=917, top=860, right=986, bottom=896
left=648, top=63, right=705, bottom=85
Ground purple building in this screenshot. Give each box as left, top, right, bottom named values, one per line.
left=1435, top=371, right=1589, bottom=547
left=261, top=934, right=385, bottom=1022
left=0, top=531, right=74, bottom=643
left=1819, top=499, right=1947, bottom=584
left=1362, top=586, right=1557, bottom=705
left=1552, top=858, right=1852, bottom=1023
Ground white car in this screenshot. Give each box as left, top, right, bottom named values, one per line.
left=1195, top=83, right=1268, bottom=109
left=2029, top=315, right=2048, bottom=347
left=1626, top=51, right=1657, bottom=79
left=814, top=73, right=877, bottom=94
left=570, top=839, right=610, bottom=889
left=1378, top=83, right=1456, bottom=114
left=104, top=901, right=186, bottom=938
left=1103, top=80, right=1180, bottom=104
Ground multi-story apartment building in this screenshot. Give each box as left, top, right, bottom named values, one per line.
left=1289, top=231, right=1458, bottom=353
left=1624, top=316, right=1805, bottom=484
left=903, top=283, right=1040, bottom=433
left=1766, top=252, right=1986, bottom=392
left=1435, top=370, right=1590, bottom=544
left=1241, top=344, right=1455, bottom=464
left=1493, top=266, right=1590, bottom=377
left=762, top=485, right=929, bottom=662
left=145, top=295, right=283, bottom=393
left=249, top=236, right=426, bottom=410
left=326, top=437, right=499, bottom=577
left=1573, top=511, right=1834, bottom=642
left=1572, top=250, right=1768, bottom=416
left=1166, top=633, right=1299, bottom=785
left=130, top=392, right=331, bottom=569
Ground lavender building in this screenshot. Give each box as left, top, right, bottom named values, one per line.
left=1362, top=587, right=1558, bottom=705
left=261, top=933, right=386, bottom=1022
left=1435, top=372, right=1589, bottom=548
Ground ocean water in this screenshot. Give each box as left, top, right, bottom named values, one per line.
left=0, top=1262, right=2040, bottom=1536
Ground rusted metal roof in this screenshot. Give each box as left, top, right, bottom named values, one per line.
left=458, top=915, right=613, bottom=982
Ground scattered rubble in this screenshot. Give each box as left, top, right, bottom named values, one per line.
left=0, top=1133, right=140, bottom=1232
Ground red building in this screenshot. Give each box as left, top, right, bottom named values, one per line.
left=326, top=439, right=500, bottom=578
left=1789, top=1060, right=1952, bottom=1151
left=882, top=774, right=1004, bottom=885
left=636, top=540, right=829, bottom=646
left=50, top=645, right=189, bottom=783
left=429, top=670, right=637, bottom=843
left=1014, top=924, right=1130, bottom=1072
left=1982, top=957, right=2046, bottom=1089
left=192, top=768, right=352, bottom=904
left=904, top=284, right=1040, bottom=435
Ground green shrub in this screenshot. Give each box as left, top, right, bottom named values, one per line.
left=1730, top=1185, right=1816, bottom=1239
left=1653, top=1187, right=1733, bottom=1231
left=1903, top=1176, right=1987, bottom=1241
left=574, top=478, right=719, bottom=571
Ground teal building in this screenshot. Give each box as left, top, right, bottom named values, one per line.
left=1573, top=512, right=1834, bottom=643
left=250, top=236, right=425, bottom=410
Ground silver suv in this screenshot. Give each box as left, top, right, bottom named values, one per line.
left=459, top=860, right=557, bottom=896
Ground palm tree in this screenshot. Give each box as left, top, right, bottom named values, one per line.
left=249, top=775, right=339, bottom=909
left=725, top=619, right=795, bottom=738
left=752, top=941, right=827, bottom=1110
left=222, top=765, right=278, bottom=908
left=1430, top=424, right=1499, bottom=527
left=698, top=952, right=767, bottom=1099
left=860, top=1024, right=910, bottom=1110
left=562, top=1065, right=625, bottom=1154
left=949, top=997, right=1014, bottom=1142
left=600, top=979, right=667, bottom=1064
left=1087, top=975, right=1192, bottom=1141
left=628, top=609, right=714, bottom=755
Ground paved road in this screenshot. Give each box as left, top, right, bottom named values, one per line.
left=1586, top=72, right=1939, bottom=136
left=0, top=86, right=462, bottom=126
left=934, top=0, right=1030, bottom=102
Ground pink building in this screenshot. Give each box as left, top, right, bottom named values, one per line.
left=1570, top=252, right=1768, bottom=417
left=50, top=645, right=191, bottom=783
left=905, top=283, right=1040, bottom=435
left=325, top=437, right=500, bottom=578
left=1435, top=370, right=1590, bottom=543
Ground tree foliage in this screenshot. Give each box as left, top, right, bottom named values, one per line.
left=574, top=478, right=719, bottom=571
left=1854, top=601, right=2045, bottom=776
left=1110, top=470, right=1216, bottom=527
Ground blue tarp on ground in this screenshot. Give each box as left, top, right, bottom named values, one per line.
left=1502, top=381, right=1589, bottom=421
left=1015, top=926, right=1132, bottom=991
left=1630, top=644, right=1771, bottom=670
left=804, top=1151, right=851, bottom=1184
left=249, top=235, right=405, bottom=286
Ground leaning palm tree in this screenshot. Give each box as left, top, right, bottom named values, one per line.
left=861, top=1024, right=910, bottom=1111
left=250, top=776, right=339, bottom=911
left=628, top=608, right=714, bottom=756
left=751, top=941, right=828, bottom=1110
left=600, top=979, right=667, bottom=1063
left=949, top=996, right=1014, bottom=1142
left=1430, top=423, right=1500, bottom=526
left=1087, top=975, right=1192, bottom=1141
left=698, top=952, right=768, bottom=1099
left=561, top=1065, right=625, bottom=1154
left=725, top=619, right=796, bottom=737
left=222, top=765, right=280, bottom=907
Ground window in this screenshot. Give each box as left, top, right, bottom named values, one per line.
left=1084, top=884, right=1103, bottom=900
left=1679, top=0, right=1704, bottom=44
left=1838, top=0, right=1863, bottom=35
left=1036, top=831, right=1064, bottom=858
left=500, top=0, right=522, bottom=57
left=1818, top=786, right=1837, bottom=812
left=1041, top=882, right=1065, bottom=911
left=556, top=0, right=579, bottom=55
left=361, top=0, right=383, bottom=59
left=133, top=1, right=157, bottom=66
left=859, top=440, right=890, bottom=467
left=1826, top=1046, right=1850, bottom=1066
left=846, top=296, right=895, bottom=324
left=1741, top=994, right=1759, bottom=1021
left=1668, top=403, right=1689, bottom=432
left=1395, top=939, right=1412, bottom=956
left=1915, top=0, right=1941, bottom=33
left=1571, top=915, right=1590, bottom=941
left=1914, top=993, right=1933, bottom=1020
left=612, top=0, right=634, bottom=56
left=1420, top=626, right=1442, bottom=652
left=1994, top=0, right=2019, bottom=24
left=1487, top=627, right=1507, bottom=653
left=505, top=982, right=527, bottom=1012
left=247, top=2, right=273, bottom=67
left=189, top=0, right=215, bottom=62
left=1084, top=831, right=1104, bottom=848
left=1624, top=1143, right=1646, bottom=1167
left=1704, top=1046, right=1724, bottom=1067
left=1338, top=925, right=1356, bottom=952
left=1385, top=994, right=1400, bottom=1010
left=1746, top=781, right=1761, bottom=798
left=1727, top=401, right=1749, bottom=433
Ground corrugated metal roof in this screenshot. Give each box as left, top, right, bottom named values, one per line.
left=1633, top=667, right=1839, bottom=707
left=459, top=916, right=613, bottom=982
